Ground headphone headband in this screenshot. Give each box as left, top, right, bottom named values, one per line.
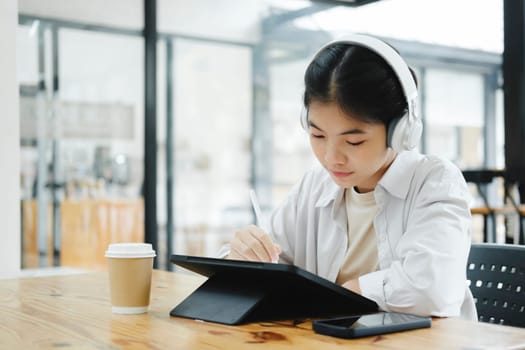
left=312, top=34, right=418, bottom=121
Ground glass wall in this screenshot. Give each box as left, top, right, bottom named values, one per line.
left=58, top=29, right=144, bottom=196
left=425, top=69, right=485, bottom=167
left=18, top=22, right=144, bottom=269
left=170, top=39, right=252, bottom=260
left=18, top=0, right=503, bottom=269
left=57, top=29, right=145, bottom=269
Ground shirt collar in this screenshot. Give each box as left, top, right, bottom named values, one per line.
left=315, top=175, right=344, bottom=208
left=378, top=150, right=421, bottom=200
left=314, top=150, right=421, bottom=207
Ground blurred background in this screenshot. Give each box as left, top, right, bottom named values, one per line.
left=16, top=0, right=519, bottom=271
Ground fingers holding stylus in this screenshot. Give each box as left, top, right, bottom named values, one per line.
left=228, top=225, right=280, bottom=262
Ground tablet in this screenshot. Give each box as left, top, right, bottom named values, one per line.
left=170, top=254, right=378, bottom=325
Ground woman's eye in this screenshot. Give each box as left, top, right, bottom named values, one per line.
left=346, top=141, right=364, bottom=146
left=310, top=134, right=324, bottom=139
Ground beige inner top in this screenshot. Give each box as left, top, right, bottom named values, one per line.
left=336, top=187, right=380, bottom=285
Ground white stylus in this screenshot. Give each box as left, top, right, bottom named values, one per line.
left=249, top=189, right=266, bottom=230
left=249, top=189, right=278, bottom=263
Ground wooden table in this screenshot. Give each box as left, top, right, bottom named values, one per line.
left=470, top=205, right=525, bottom=244
left=1, top=270, right=525, bottom=349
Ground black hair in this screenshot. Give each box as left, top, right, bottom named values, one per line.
left=303, top=43, right=417, bottom=126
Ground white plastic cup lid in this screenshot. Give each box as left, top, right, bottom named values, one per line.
left=105, top=243, right=156, bottom=258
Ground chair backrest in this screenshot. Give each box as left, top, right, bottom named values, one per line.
left=467, top=243, right=525, bottom=327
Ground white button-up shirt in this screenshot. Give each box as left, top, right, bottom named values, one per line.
left=268, top=150, right=477, bottom=320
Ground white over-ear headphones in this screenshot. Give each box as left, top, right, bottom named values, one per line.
left=301, top=34, right=422, bottom=152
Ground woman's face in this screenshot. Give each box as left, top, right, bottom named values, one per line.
left=308, top=101, right=396, bottom=193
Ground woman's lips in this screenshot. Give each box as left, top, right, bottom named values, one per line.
left=331, top=170, right=354, bottom=178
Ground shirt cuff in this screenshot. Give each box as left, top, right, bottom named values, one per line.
left=359, top=270, right=388, bottom=311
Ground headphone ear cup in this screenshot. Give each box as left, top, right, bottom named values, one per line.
left=388, top=113, right=422, bottom=152
left=300, top=107, right=308, bottom=130
left=406, top=117, right=423, bottom=150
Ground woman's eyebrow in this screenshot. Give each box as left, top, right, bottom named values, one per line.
left=340, top=129, right=366, bottom=136
left=309, top=121, right=366, bottom=136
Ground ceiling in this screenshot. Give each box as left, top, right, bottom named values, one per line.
left=319, top=0, right=382, bottom=6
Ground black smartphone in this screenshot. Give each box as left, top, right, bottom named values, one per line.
left=313, top=312, right=431, bottom=339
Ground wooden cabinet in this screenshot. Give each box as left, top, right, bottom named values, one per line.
left=21, top=200, right=53, bottom=268
left=22, top=198, right=144, bottom=270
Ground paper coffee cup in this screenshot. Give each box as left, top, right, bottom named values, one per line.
left=105, top=243, right=156, bottom=314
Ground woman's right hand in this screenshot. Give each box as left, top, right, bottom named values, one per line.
left=227, top=225, right=281, bottom=262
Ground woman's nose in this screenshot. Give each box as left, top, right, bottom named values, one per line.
left=324, top=143, right=346, bottom=165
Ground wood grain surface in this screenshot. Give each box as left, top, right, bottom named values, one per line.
left=21, top=198, right=145, bottom=270
left=1, top=270, right=524, bottom=349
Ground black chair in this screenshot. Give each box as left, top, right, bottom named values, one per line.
left=467, top=243, right=525, bottom=327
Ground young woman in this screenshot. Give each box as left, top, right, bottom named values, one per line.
left=225, top=34, right=476, bottom=320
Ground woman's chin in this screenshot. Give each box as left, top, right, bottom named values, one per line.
left=330, top=176, right=354, bottom=188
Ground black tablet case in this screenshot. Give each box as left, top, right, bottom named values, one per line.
left=170, top=255, right=378, bottom=325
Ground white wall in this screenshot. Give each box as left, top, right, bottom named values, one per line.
left=0, top=0, right=21, bottom=278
